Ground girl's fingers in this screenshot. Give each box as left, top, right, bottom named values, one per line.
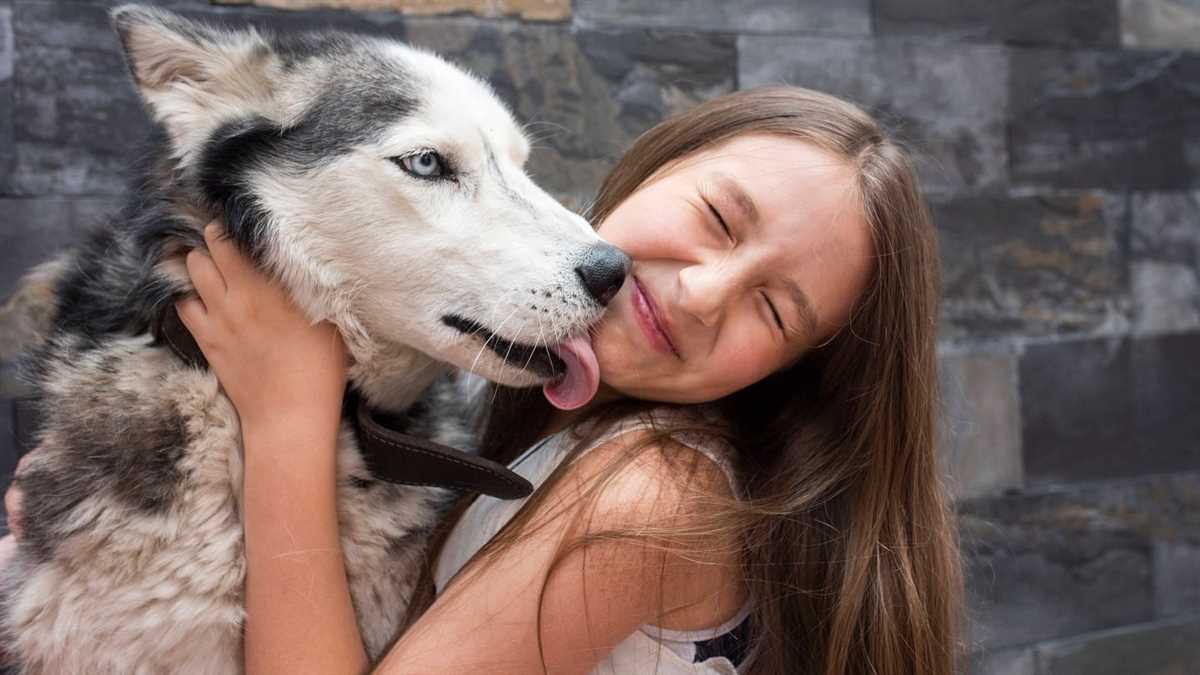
left=175, top=295, right=206, bottom=332
left=202, top=221, right=256, bottom=288
left=186, top=248, right=226, bottom=305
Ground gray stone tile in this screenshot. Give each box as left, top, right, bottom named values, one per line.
left=1033, top=615, right=1200, bottom=675
left=406, top=19, right=736, bottom=209
left=190, top=4, right=412, bottom=37
left=1121, top=0, right=1200, bottom=50
left=1021, top=337, right=1135, bottom=483
left=739, top=35, right=1008, bottom=192
left=1009, top=48, right=1200, bottom=190
left=1130, top=192, right=1200, bottom=334
left=1133, top=192, right=1200, bottom=264
left=961, top=506, right=1152, bottom=650
left=0, top=197, right=119, bottom=301
left=960, top=473, right=1200, bottom=649
left=937, top=351, right=1023, bottom=499
left=28, top=0, right=212, bottom=7
left=1132, top=262, right=1200, bottom=334
left=12, top=1, right=150, bottom=195
left=933, top=191, right=1129, bottom=340
left=874, top=0, right=1119, bottom=48
left=1130, top=333, right=1200, bottom=472
left=575, top=0, right=870, bottom=36
left=966, top=647, right=1035, bottom=675
left=1153, top=540, right=1200, bottom=618
left=1, top=2, right=13, bottom=194
left=1019, top=333, right=1200, bottom=484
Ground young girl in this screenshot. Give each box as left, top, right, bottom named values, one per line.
left=8, top=86, right=963, bottom=675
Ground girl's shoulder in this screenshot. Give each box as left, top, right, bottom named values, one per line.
left=580, top=405, right=740, bottom=496
left=565, top=408, right=749, bottom=636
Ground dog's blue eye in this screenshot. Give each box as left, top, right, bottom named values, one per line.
left=396, top=151, right=449, bottom=180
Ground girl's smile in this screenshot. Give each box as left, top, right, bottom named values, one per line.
left=631, top=275, right=680, bottom=358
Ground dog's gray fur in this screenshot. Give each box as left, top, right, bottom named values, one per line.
left=0, top=5, right=617, bottom=673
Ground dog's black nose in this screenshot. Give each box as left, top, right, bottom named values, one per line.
left=576, top=243, right=631, bottom=307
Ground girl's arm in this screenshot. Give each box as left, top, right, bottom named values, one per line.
left=181, top=221, right=745, bottom=675
left=237, top=416, right=365, bottom=675
left=178, top=222, right=366, bottom=675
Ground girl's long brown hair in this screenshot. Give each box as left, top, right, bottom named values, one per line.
left=428, top=86, right=962, bottom=675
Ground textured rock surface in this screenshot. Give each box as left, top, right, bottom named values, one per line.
left=1153, top=540, right=1200, bottom=618
left=0, top=2, right=13, bottom=193
left=1121, top=0, right=1200, bottom=50
left=938, top=351, right=1023, bottom=499
left=966, top=647, right=1035, bottom=675
left=216, top=0, right=571, bottom=21
left=934, top=191, right=1128, bottom=340
left=12, top=2, right=153, bottom=195
left=1020, top=333, right=1200, bottom=483
left=875, top=0, right=1120, bottom=47
left=1131, top=192, right=1200, bottom=334
left=1034, top=616, right=1200, bottom=675
left=739, top=35, right=1008, bottom=191
left=1009, top=48, right=1200, bottom=190
left=576, top=0, right=870, bottom=36
left=960, top=473, right=1200, bottom=649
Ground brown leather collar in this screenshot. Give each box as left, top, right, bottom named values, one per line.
left=150, top=303, right=533, bottom=500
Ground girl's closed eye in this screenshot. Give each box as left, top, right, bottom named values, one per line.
left=761, top=291, right=786, bottom=335
left=705, top=199, right=733, bottom=241
left=698, top=185, right=735, bottom=243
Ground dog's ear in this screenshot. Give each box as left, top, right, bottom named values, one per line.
left=110, top=5, right=276, bottom=135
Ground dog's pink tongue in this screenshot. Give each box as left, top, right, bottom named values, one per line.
left=543, top=335, right=600, bottom=410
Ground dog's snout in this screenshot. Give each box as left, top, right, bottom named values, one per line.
left=575, top=243, right=631, bottom=307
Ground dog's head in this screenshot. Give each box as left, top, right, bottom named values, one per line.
left=112, top=5, right=623, bottom=409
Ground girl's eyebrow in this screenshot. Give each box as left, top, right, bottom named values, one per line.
left=711, top=173, right=759, bottom=226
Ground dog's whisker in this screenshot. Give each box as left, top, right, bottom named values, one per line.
left=521, top=305, right=549, bottom=374
left=467, top=303, right=521, bottom=375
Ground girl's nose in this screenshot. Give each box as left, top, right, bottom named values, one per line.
left=677, top=263, right=731, bottom=327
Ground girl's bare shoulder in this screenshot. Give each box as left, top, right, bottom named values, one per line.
left=554, top=426, right=749, bottom=631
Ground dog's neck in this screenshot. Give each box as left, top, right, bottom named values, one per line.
left=346, top=343, right=446, bottom=414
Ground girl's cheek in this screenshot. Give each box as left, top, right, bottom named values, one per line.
left=722, top=331, right=781, bottom=390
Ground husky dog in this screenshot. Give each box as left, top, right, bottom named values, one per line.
left=0, top=5, right=621, bottom=673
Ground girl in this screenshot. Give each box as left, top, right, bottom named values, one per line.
left=7, top=86, right=963, bottom=675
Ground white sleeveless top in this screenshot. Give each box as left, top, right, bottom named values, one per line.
left=434, top=411, right=752, bottom=674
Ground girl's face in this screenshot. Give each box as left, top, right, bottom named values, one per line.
left=590, top=134, right=874, bottom=404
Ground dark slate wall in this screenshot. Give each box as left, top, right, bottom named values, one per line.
left=1, top=2, right=1198, bottom=673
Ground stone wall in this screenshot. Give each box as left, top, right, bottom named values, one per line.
left=1, top=1, right=1197, bottom=673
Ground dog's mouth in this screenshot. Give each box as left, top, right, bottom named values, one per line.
left=441, top=314, right=601, bottom=410
left=442, top=314, right=564, bottom=378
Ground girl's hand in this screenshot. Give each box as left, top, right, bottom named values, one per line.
left=176, top=221, right=348, bottom=432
